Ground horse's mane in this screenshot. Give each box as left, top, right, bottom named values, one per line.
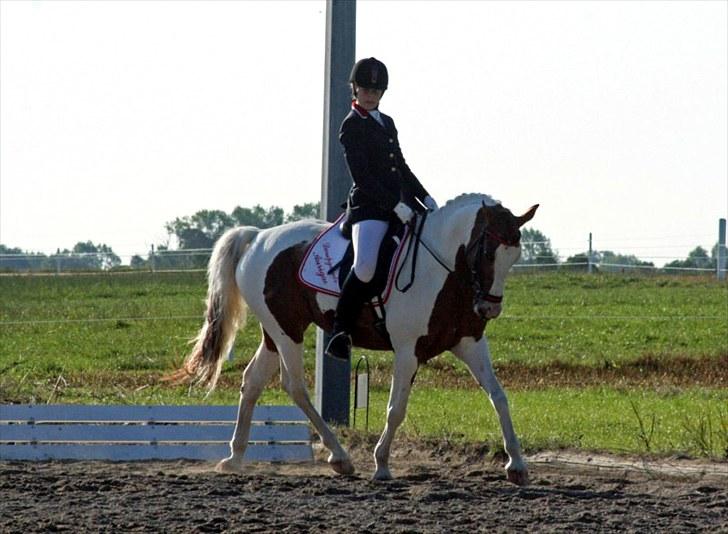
left=440, top=193, right=500, bottom=212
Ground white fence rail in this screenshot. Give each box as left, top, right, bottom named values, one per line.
left=0, top=251, right=724, bottom=277
left=0, top=404, right=313, bottom=462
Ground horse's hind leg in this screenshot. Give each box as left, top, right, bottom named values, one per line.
left=452, top=336, right=529, bottom=486
left=373, top=348, right=418, bottom=481
left=217, top=337, right=279, bottom=473
left=276, top=337, right=354, bottom=475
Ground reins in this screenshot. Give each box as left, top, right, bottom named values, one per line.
left=395, top=210, right=429, bottom=292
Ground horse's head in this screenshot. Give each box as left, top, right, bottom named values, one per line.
left=466, top=202, right=538, bottom=320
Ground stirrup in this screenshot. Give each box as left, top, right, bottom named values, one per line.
left=325, top=331, right=352, bottom=361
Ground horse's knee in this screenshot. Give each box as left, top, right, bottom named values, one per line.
left=238, top=377, right=265, bottom=403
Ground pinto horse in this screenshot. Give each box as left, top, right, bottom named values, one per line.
left=172, top=193, right=537, bottom=485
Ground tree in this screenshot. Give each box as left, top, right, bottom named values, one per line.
left=665, top=246, right=715, bottom=270
left=52, top=241, right=121, bottom=271
left=285, top=202, right=320, bottom=222
left=597, top=250, right=654, bottom=271
left=165, top=209, right=233, bottom=250
left=518, top=228, right=559, bottom=265
left=230, top=204, right=284, bottom=228
left=0, top=245, right=48, bottom=271
left=564, top=252, right=591, bottom=271
left=130, top=255, right=147, bottom=270
left=157, top=202, right=317, bottom=270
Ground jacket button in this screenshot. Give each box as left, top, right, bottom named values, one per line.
left=391, top=167, right=396, bottom=172
left=389, top=153, right=394, bottom=158
left=389, top=138, right=394, bottom=143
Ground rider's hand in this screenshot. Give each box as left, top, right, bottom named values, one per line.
left=423, top=196, right=438, bottom=211
left=393, top=202, right=414, bottom=224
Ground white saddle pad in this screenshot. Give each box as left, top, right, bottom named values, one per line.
left=297, top=215, right=411, bottom=304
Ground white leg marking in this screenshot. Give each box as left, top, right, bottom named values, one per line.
left=452, top=336, right=529, bottom=486
left=217, top=340, right=279, bottom=473
left=373, top=349, right=419, bottom=481
left=276, top=337, right=354, bottom=475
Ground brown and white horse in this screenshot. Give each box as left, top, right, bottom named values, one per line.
left=172, top=193, right=537, bottom=485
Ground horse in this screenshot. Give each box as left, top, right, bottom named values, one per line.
left=170, top=193, right=537, bottom=485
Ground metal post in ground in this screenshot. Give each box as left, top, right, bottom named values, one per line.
left=718, top=218, right=726, bottom=281
left=353, top=355, right=370, bottom=431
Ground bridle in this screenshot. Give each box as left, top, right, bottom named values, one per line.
left=404, top=206, right=520, bottom=317
left=461, top=226, right=519, bottom=311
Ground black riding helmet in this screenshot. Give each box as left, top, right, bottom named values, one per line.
left=349, top=57, right=388, bottom=91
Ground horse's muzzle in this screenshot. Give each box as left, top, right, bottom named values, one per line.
left=474, top=300, right=502, bottom=320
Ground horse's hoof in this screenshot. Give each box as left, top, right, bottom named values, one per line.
left=328, top=457, right=355, bottom=475
left=216, top=457, right=244, bottom=474
left=372, top=467, right=393, bottom=481
left=506, top=468, right=529, bottom=486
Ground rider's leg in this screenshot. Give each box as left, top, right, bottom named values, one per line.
left=325, top=219, right=388, bottom=361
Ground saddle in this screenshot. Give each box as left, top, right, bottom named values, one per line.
left=297, top=213, right=411, bottom=305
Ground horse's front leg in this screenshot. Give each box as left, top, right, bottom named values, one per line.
left=452, top=336, right=529, bottom=486
left=373, top=347, right=418, bottom=481
left=217, top=339, right=279, bottom=473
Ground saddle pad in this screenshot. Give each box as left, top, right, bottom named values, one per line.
left=297, top=215, right=411, bottom=304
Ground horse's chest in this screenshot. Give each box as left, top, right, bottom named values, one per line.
left=414, top=282, right=486, bottom=362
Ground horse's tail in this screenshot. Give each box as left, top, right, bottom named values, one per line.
left=167, top=226, right=260, bottom=392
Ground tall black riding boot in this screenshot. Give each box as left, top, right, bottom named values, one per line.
left=325, top=271, right=371, bottom=361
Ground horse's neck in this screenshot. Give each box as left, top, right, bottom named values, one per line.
left=422, top=207, right=479, bottom=265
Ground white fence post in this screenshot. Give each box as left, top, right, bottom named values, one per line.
left=150, top=245, right=156, bottom=273
left=718, top=218, right=726, bottom=281
left=588, top=232, right=593, bottom=274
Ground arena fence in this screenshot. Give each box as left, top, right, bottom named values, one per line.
left=0, top=404, right=313, bottom=462
left=1, top=218, right=726, bottom=279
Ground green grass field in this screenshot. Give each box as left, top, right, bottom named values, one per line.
left=1, top=271, right=726, bottom=457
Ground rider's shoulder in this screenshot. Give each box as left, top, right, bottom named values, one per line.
left=340, top=110, right=367, bottom=133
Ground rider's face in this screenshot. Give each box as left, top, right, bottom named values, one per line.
left=355, top=85, right=384, bottom=111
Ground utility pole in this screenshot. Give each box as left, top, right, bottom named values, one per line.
left=315, top=0, right=355, bottom=425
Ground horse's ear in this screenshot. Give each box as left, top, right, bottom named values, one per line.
left=516, top=204, right=539, bottom=227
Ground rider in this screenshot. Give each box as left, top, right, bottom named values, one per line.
left=325, top=57, right=438, bottom=361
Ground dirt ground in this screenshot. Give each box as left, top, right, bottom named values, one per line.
left=1, top=440, right=726, bottom=533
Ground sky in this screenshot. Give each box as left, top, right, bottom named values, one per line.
left=1, top=0, right=726, bottom=266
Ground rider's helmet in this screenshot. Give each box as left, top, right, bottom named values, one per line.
left=349, top=57, right=388, bottom=91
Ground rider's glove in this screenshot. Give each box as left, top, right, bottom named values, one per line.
left=393, top=202, right=414, bottom=224
left=423, top=196, right=438, bottom=211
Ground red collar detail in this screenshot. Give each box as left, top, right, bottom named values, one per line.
left=351, top=101, right=369, bottom=118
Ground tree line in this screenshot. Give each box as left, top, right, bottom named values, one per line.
left=0, top=241, right=121, bottom=272
left=0, top=202, right=721, bottom=272
left=0, top=203, right=318, bottom=272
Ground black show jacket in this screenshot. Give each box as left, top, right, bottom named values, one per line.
left=339, top=107, right=430, bottom=224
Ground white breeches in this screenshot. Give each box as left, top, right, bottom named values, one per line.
left=352, top=219, right=389, bottom=283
